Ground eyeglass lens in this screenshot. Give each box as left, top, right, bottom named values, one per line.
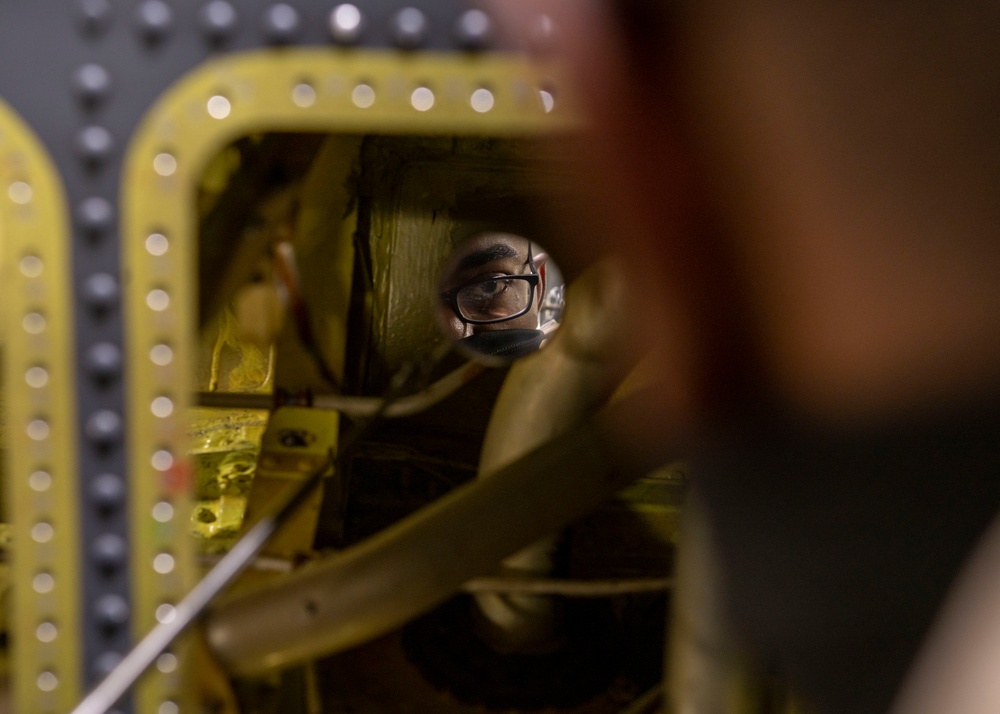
left=456, top=276, right=533, bottom=322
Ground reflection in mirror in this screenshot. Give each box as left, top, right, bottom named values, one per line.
left=437, top=232, right=564, bottom=363
left=191, top=133, right=570, bottom=553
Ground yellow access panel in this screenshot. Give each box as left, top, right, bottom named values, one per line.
left=0, top=3, right=572, bottom=711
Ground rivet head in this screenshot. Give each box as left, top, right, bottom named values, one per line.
left=391, top=7, right=428, bottom=49
left=83, top=272, right=120, bottom=311
left=76, top=197, right=114, bottom=236
left=76, top=125, right=114, bottom=167
left=262, top=3, right=301, bottom=44
left=136, top=0, right=174, bottom=42
left=74, top=64, right=112, bottom=106
left=94, top=594, right=130, bottom=628
left=87, top=342, right=123, bottom=381
left=92, top=533, right=127, bottom=569
left=86, top=410, right=123, bottom=446
left=94, top=652, right=123, bottom=679
left=454, top=9, right=492, bottom=50
left=329, top=4, right=363, bottom=45
left=90, top=473, right=125, bottom=510
left=200, top=0, right=238, bottom=42
left=78, top=0, right=113, bottom=35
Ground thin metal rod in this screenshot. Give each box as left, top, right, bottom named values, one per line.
left=69, top=460, right=331, bottom=714
left=71, top=350, right=454, bottom=714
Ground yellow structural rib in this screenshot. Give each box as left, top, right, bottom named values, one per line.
left=0, top=98, right=82, bottom=712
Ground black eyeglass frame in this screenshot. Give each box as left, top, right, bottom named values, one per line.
left=440, top=245, right=541, bottom=326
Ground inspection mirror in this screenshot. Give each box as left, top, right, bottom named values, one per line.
left=437, top=232, right=564, bottom=364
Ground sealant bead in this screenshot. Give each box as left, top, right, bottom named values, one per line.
left=136, top=0, right=174, bottom=42
left=85, top=410, right=123, bottom=446
left=76, top=125, right=114, bottom=166
left=328, top=3, right=364, bottom=44
left=200, top=0, right=238, bottom=42
left=391, top=7, right=428, bottom=49
left=83, top=272, right=120, bottom=310
left=262, top=3, right=301, bottom=44
left=94, top=651, right=123, bottom=679
left=78, top=0, right=113, bottom=35
left=92, top=533, right=127, bottom=569
left=94, top=594, right=130, bottom=628
left=90, top=473, right=125, bottom=510
left=74, top=64, right=112, bottom=106
left=86, top=342, right=123, bottom=381
left=76, top=197, right=114, bottom=236
left=454, top=9, right=492, bottom=50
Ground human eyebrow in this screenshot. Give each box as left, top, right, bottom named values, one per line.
left=455, top=243, right=520, bottom=272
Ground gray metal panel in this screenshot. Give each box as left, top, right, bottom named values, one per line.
left=0, top=0, right=500, bottom=706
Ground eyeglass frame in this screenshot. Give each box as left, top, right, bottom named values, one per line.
left=440, top=243, right=541, bottom=326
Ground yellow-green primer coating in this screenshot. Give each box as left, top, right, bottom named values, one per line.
left=0, top=98, right=82, bottom=712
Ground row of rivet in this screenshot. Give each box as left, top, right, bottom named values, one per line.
left=10, top=178, right=64, bottom=699
left=78, top=0, right=495, bottom=50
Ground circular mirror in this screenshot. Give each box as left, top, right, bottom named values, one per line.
left=437, top=232, right=564, bottom=363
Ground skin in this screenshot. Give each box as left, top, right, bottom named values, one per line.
left=438, top=232, right=547, bottom=340
left=491, top=1, right=1000, bottom=712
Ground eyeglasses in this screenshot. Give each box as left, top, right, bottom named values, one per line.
left=441, top=253, right=540, bottom=326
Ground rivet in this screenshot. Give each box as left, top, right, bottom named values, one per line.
left=153, top=552, right=175, bottom=574
left=200, top=0, right=238, bottom=43
left=87, top=342, right=123, bottom=381
left=262, top=3, right=301, bottom=44
left=36, top=671, right=58, bottom=693
left=36, top=621, right=58, bottom=643
left=155, top=603, right=177, bottom=623
left=146, top=232, right=169, bottom=256
left=77, top=196, right=114, bottom=236
left=33, top=572, right=55, bottom=594
left=152, top=501, right=174, bottom=523
left=151, top=396, right=174, bottom=418
left=156, top=653, right=178, bottom=673
left=146, top=288, right=170, bottom=312
left=90, top=473, right=125, bottom=510
left=207, top=94, right=231, bottom=119
left=76, top=125, right=114, bottom=167
left=86, top=410, right=123, bottom=446
left=92, top=533, right=127, bottom=570
left=29, top=470, right=53, bottom=492
left=411, top=86, right=435, bottom=112
left=159, top=701, right=179, bottom=714
left=20, top=255, right=44, bottom=277
left=25, top=366, right=49, bottom=388
left=8, top=180, right=32, bottom=205
left=136, top=0, right=174, bottom=42
left=153, top=152, right=178, bottom=176
left=470, top=88, right=495, bottom=113
left=391, top=7, right=428, bottom=49
left=291, top=83, right=316, bottom=107
left=94, top=652, right=123, bottom=679
left=83, top=272, right=120, bottom=311
left=94, top=594, right=130, bottom=628
left=328, top=4, right=363, bottom=45
left=74, top=63, right=112, bottom=106
left=539, top=88, right=555, bottom=114
left=351, top=83, right=375, bottom=108
left=150, top=343, right=173, bottom=366
left=31, top=522, right=54, bottom=543
left=454, top=9, right=492, bottom=50
left=78, top=0, right=113, bottom=35
left=151, top=449, right=174, bottom=471
left=27, top=419, right=51, bottom=441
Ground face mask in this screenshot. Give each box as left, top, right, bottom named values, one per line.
left=458, top=328, right=545, bottom=361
